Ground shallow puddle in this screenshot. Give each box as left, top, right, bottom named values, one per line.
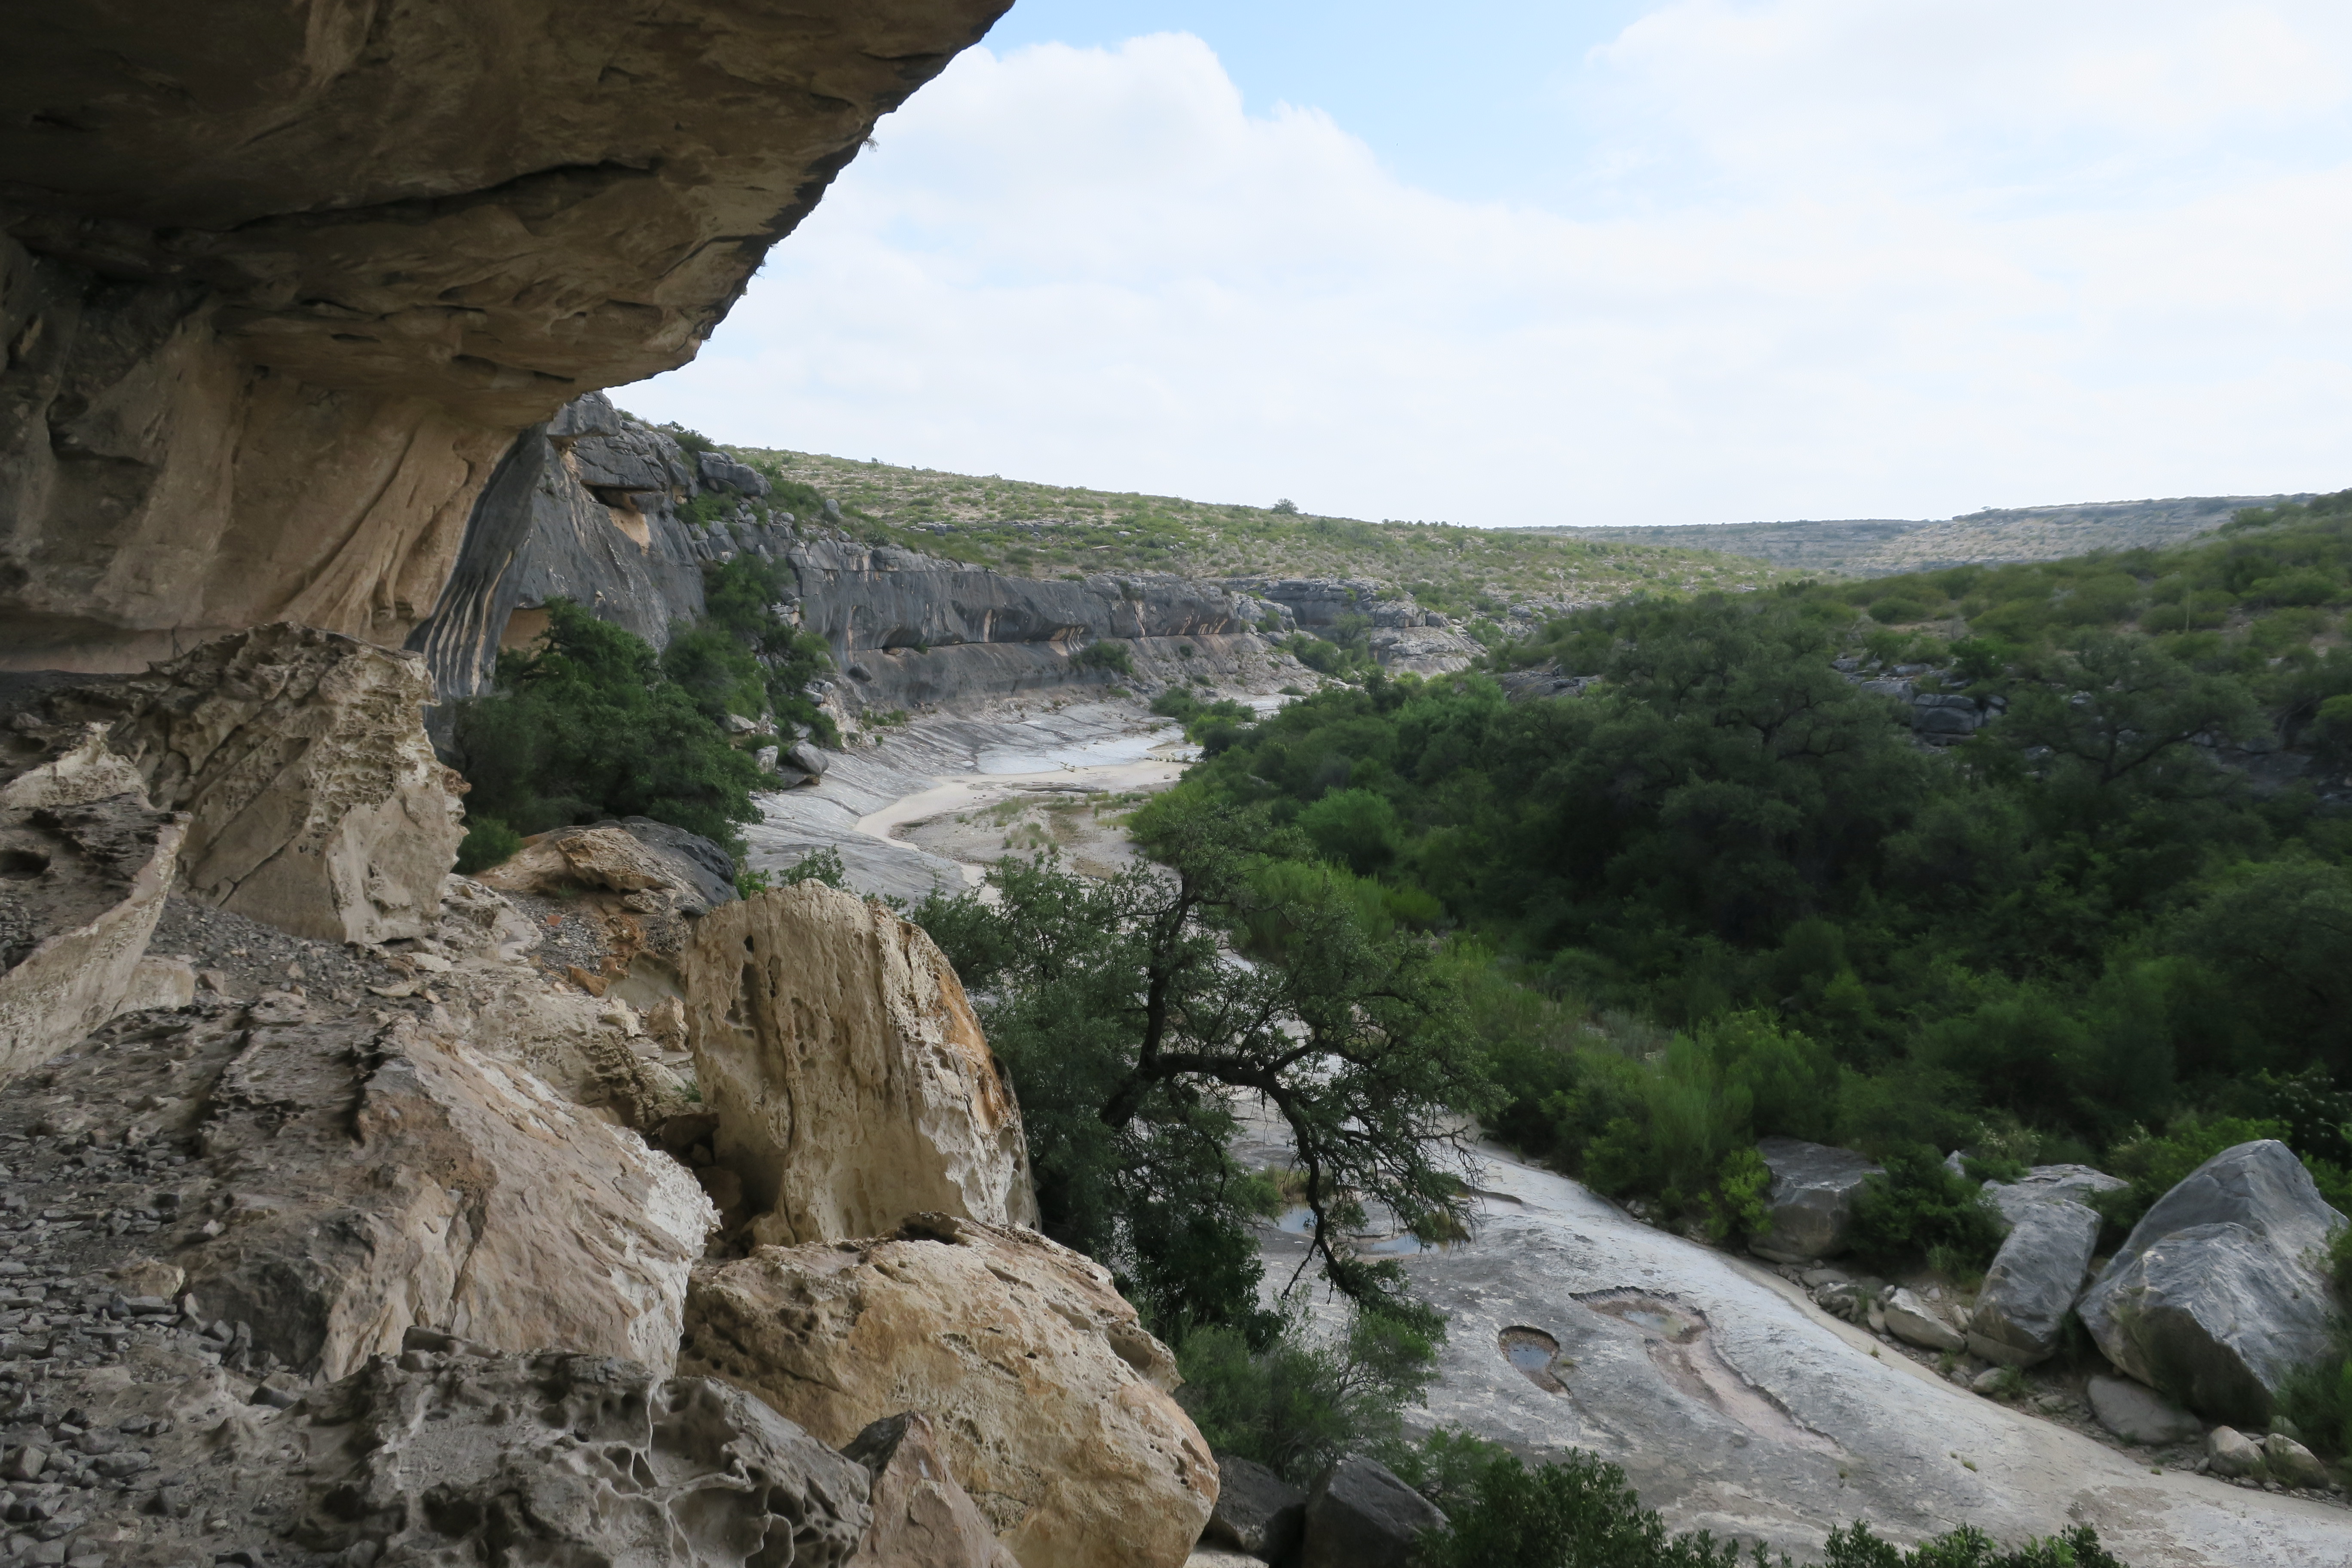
left=1499, top=1326, right=1568, bottom=1393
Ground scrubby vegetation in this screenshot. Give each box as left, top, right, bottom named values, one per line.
left=446, top=555, right=832, bottom=862
left=1162, top=493, right=2352, bottom=1267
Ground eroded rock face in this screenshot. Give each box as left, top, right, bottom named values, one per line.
left=844, top=1411, right=1022, bottom=1568
left=3, top=625, right=465, bottom=943
left=1748, top=1137, right=1883, bottom=1263
left=1, top=3, right=1013, bottom=670
left=0, top=726, right=185, bottom=1080
left=292, top=1338, right=873, bottom=1567
left=680, top=1215, right=1216, bottom=1568
left=682, top=883, right=1037, bottom=1246
left=2078, top=1140, right=2347, bottom=1427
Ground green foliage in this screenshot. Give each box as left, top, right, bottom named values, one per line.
left=2278, top=1329, right=2352, bottom=1463
left=1846, top=1147, right=2003, bottom=1271
left=1175, top=1307, right=1439, bottom=1486
left=447, top=601, right=767, bottom=854
left=775, top=846, right=848, bottom=890
left=1072, top=638, right=1134, bottom=675
left=693, top=554, right=839, bottom=746
left=910, top=794, right=1489, bottom=1335
left=1406, top=1432, right=2130, bottom=1568
left=453, top=816, right=524, bottom=875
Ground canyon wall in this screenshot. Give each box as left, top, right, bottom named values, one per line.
left=0, top=0, right=1013, bottom=672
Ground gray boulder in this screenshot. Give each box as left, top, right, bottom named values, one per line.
left=592, top=816, right=742, bottom=913
left=1748, top=1138, right=1884, bottom=1263
left=1882, top=1288, right=1966, bottom=1353
left=1966, top=1196, right=2102, bottom=1366
left=1981, top=1163, right=2128, bottom=1234
left=786, top=741, right=833, bottom=778
left=2206, top=1425, right=2262, bottom=1477
left=2263, top=1432, right=2331, bottom=1490
left=1205, top=1454, right=1306, bottom=1561
left=2087, top=1374, right=2201, bottom=1446
left=697, top=449, right=771, bottom=496
left=1302, top=1457, right=1445, bottom=1568
left=2078, top=1140, right=2346, bottom=1427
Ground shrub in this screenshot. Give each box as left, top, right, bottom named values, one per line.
left=454, top=815, right=524, bottom=874
left=1846, top=1146, right=2003, bottom=1271
left=775, top=845, right=848, bottom=890
left=1175, top=1307, right=1438, bottom=1487
left=1073, top=639, right=1134, bottom=675
left=2280, top=1323, right=2352, bottom=1460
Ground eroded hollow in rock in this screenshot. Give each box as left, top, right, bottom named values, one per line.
left=1500, top=1325, right=1567, bottom=1393
left=1576, top=1289, right=1838, bottom=1455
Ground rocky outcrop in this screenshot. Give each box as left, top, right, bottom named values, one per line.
left=2, top=625, right=466, bottom=943
left=681, top=883, right=1037, bottom=1247
left=1204, top=1456, right=1308, bottom=1562
left=1979, top=1164, right=2128, bottom=1233
left=1747, top=1138, right=1883, bottom=1263
left=845, top=1411, right=1021, bottom=1568
left=1966, top=1196, right=2103, bottom=1366
left=680, top=1215, right=1218, bottom=1568
left=0, top=726, right=185, bottom=1080
left=478, top=821, right=738, bottom=918
left=2078, top=1140, right=2348, bottom=1427
left=296, top=1336, right=873, bottom=1567
left=2, top=4, right=1012, bottom=672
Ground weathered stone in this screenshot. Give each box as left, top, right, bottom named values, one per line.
left=3, top=6, right=1014, bottom=672
left=1748, top=1137, right=1883, bottom=1262
left=0, top=784, right=184, bottom=1081
left=2261, top=1433, right=2329, bottom=1490
left=1966, top=1197, right=2101, bottom=1366
left=296, top=1338, right=871, bottom=1566
left=682, top=883, right=1037, bottom=1247
left=1301, top=1457, right=1446, bottom=1568
left=1980, top=1164, right=2129, bottom=1235
left=1882, top=1288, right=1967, bottom=1354
left=843, top=1411, right=1020, bottom=1568
left=2086, top=1375, right=2201, bottom=1447
left=478, top=823, right=733, bottom=917
left=114, top=953, right=198, bottom=1016
left=2206, top=1426, right=2263, bottom=1478
left=2079, top=1140, right=2347, bottom=1427
left=680, top=1215, right=1217, bottom=1568
left=1203, top=1455, right=1307, bottom=1562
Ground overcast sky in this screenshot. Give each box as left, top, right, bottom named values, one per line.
left=619, top=0, right=2352, bottom=528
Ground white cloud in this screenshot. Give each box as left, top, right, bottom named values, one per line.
left=624, top=16, right=2352, bottom=527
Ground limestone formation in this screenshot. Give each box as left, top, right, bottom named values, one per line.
left=1747, top=1137, right=1883, bottom=1262
left=3, top=625, right=466, bottom=943
left=682, top=883, right=1038, bottom=1247
left=294, top=1337, right=873, bottom=1567
left=2078, top=1139, right=2347, bottom=1427
left=1966, top=1196, right=2102, bottom=1366
left=3, top=4, right=1013, bottom=671
left=0, top=750, right=185, bottom=1080
left=478, top=820, right=737, bottom=917
left=680, top=1215, right=1218, bottom=1568
left=844, top=1411, right=1022, bottom=1568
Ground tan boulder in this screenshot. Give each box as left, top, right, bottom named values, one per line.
left=3, top=625, right=466, bottom=944
left=681, top=1215, right=1217, bottom=1568
left=845, top=1411, right=1022, bottom=1568
left=0, top=725, right=185, bottom=1079
left=681, top=883, right=1038, bottom=1246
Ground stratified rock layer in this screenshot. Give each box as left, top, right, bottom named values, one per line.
left=682, top=883, right=1038, bottom=1246
left=2078, top=1139, right=2347, bottom=1427
left=1, top=3, right=1012, bottom=669
left=680, top=1215, right=1216, bottom=1568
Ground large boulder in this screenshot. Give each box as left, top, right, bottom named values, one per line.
left=295, top=1336, right=872, bottom=1566
left=2078, top=1140, right=2348, bottom=1427
left=1966, top=1196, right=2103, bottom=1366
left=478, top=820, right=738, bottom=916
left=1203, top=1455, right=1307, bottom=1562
left=3, top=626, right=466, bottom=943
left=1747, top=1138, right=1883, bottom=1263
left=1881, top=1287, right=1967, bottom=1354
left=0, top=725, right=186, bottom=1080
left=1980, top=1164, right=2128, bottom=1234
left=679, top=1214, right=1218, bottom=1568
left=1301, top=1457, right=1446, bottom=1568
left=2086, top=1374, right=2201, bottom=1447
left=681, top=883, right=1038, bottom=1247
left=843, top=1411, right=1020, bottom=1568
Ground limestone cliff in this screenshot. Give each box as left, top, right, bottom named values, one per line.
left=0, top=0, right=1012, bottom=671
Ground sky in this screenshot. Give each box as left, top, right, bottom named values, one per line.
left=618, top=1, right=2352, bottom=529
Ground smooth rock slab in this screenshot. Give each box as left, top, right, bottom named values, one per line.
left=1981, top=1164, right=2128, bottom=1234
left=2078, top=1140, right=2347, bottom=1427
left=1748, top=1137, right=1882, bottom=1262
left=2088, top=1375, right=2202, bottom=1446
left=1967, top=1196, right=2102, bottom=1366
left=1301, top=1457, right=1446, bottom=1568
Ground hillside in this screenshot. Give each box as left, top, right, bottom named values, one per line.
left=1546, top=493, right=2311, bottom=578
left=697, top=437, right=1791, bottom=616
